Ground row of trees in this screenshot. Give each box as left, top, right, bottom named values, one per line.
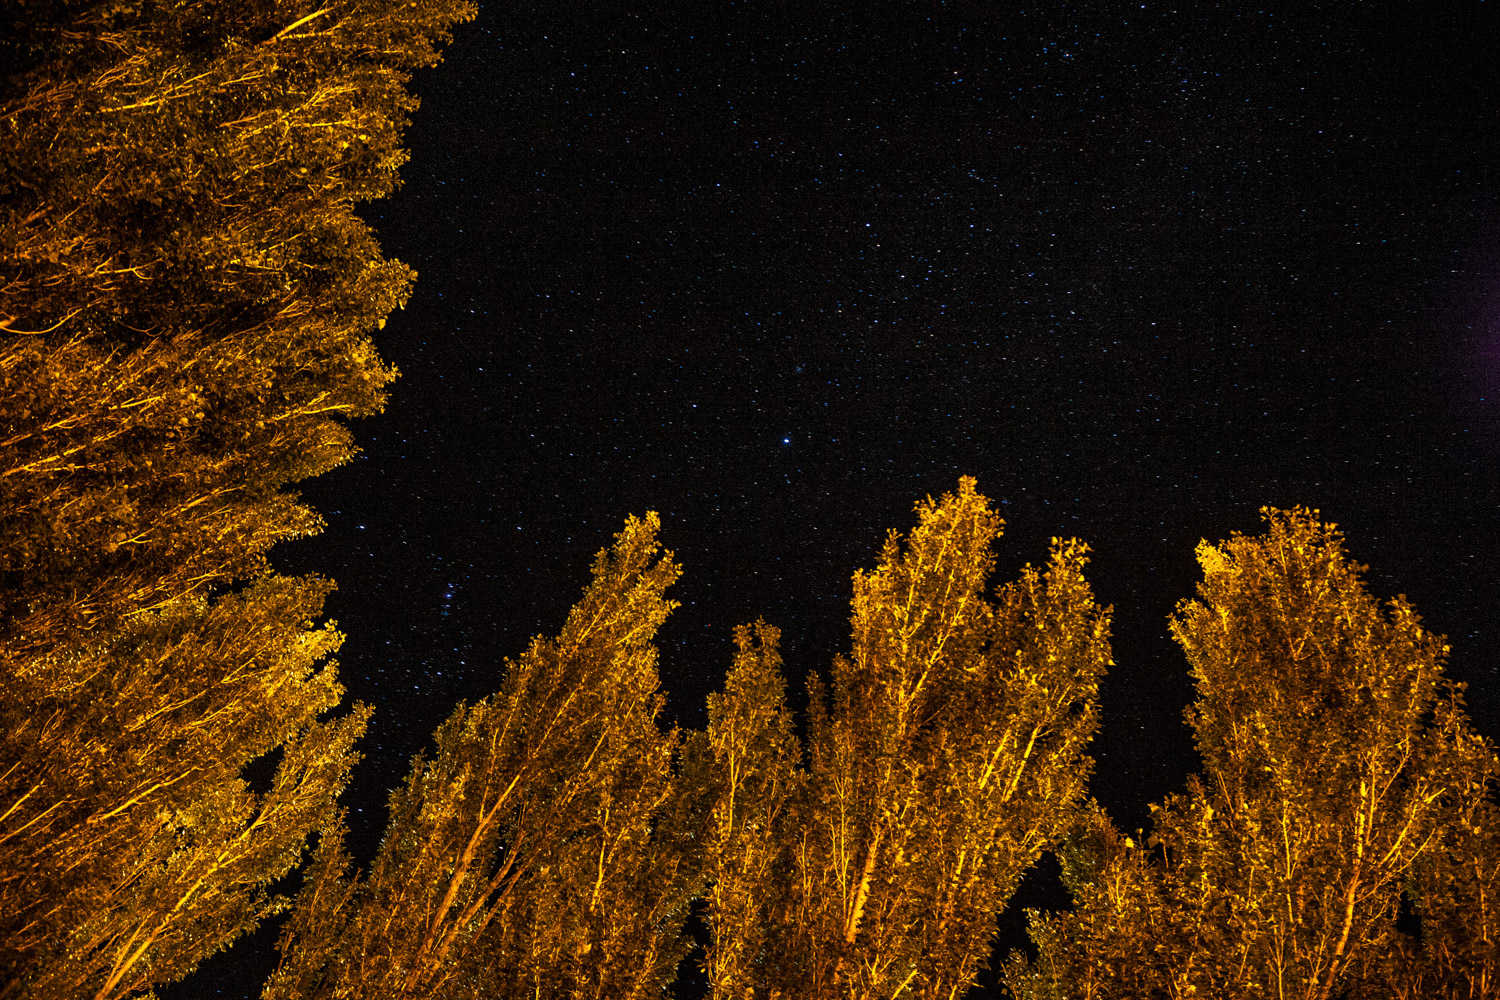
left=3, top=2, right=1497, bottom=998
left=254, top=480, right=1113, bottom=999
left=252, top=493, right=1497, bottom=1000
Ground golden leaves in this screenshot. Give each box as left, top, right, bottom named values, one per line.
left=1013, top=508, right=1500, bottom=1000
left=695, top=480, right=1110, bottom=1000
left=265, top=514, right=700, bottom=1000
left=0, top=3, right=475, bottom=995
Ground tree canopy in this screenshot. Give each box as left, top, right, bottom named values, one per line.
left=259, top=479, right=1111, bottom=1000
left=1002, top=508, right=1500, bottom=1000
left=265, top=514, right=709, bottom=1000
left=2, top=0, right=473, bottom=654
left=4, top=4, right=1497, bottom=997
left=1, top=1, right=475, bottom=996
left=703, top=477, right=1111, bottom=999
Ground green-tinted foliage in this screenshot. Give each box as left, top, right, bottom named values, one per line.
left=704, top=478, right=1111, bottom=999
left=1005, top=507, right=1500, bottom=1000
left=268, top=515, right=711, bottom=1000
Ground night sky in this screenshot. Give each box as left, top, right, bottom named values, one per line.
left=174, top=3, right=1499, bottom=997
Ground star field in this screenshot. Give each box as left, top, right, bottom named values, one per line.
left=176, top=3, right=1500, bottom=997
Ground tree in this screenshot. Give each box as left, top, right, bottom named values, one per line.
left=700, top=619, right=802, bottom=997
left=1, top=0, right=474, bottom=653
left=0, top=576, right=369, bottom=1000
left=1003, top=507, right=1499, bottom=1000
left=264, top=514, right=711, bottom=1000
left=1, top=1, right=474, bottom=994
left=703, top=478, right=1112, bottom=999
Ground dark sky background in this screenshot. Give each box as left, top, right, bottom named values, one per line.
left=172, top=2, right=1499, bottom=997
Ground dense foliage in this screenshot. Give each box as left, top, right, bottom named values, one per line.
left=3, top=5, right=1496, bottom=999
left=702, top=478, right=1111, bottom=998
left=1002, top=509, right=1500, bottom=1000
left=265, top=514, right=710, bottom=1000
left=0, top=1, right=474, bottom=996
left=0, top=0, right=473, bottom=653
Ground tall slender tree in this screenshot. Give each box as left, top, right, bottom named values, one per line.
left=1003, top=507, right=1498, bottom=1000
left=265, top=514, right=711, bottom=1000
left=703, top=478, right=1112, bottom=999
left=701, top=619, right=802, bottom=997
left=1, top=1, right=474, bottom=995
left=2, top=0, right=473, bottom=653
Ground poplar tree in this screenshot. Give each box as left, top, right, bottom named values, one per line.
left=0, top=578, right=369, bottom=1000
left=265, top=514, right=711, bottom=1000
left=701, top=619, right=801, bottom=997
left=703, top=478, right=1112, bottom=999
left=1, top=0, right=473, bottom=654
left=1002, top=507, right=1499, bottom=1000
left=1, top=0, right=474, bottom=995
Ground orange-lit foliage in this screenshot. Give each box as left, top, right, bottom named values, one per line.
left=1004, top=508, right=1500, bottom=1000
left=266, top=515, right=711, bottom=1000
left=0, top=1, right=474, bottom=996
left=1, top=578, right=368, bottom=1000
left=1384, top=754, right=1500, bottom=996
left=704, top=478, right=1111, bottom=998
left=1, top=0, right=474, bottom=652
left=265, top=481, right=1108, bottom=1000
